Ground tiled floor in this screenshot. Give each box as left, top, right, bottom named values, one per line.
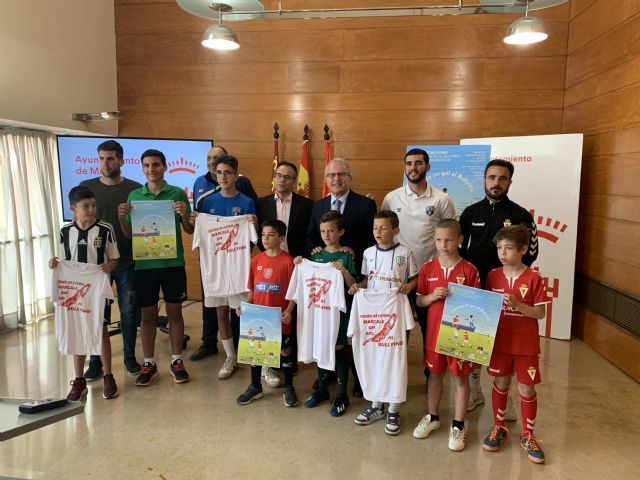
left=0, top=302, right=638, bottom=479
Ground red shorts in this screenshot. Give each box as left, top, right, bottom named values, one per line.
left=425, top=350, right=475, bottom=377
left=487, top=350, right=541, bottom=385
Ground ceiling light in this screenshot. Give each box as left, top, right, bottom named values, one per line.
left=202, top=23, right=240, bottom=50
left=503, top=1, right=548, bottom=45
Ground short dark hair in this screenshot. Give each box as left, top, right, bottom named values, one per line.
left=276, top=161, right=298, bottom=175
left=493, top=225, right=529, bottom=250
left=319, top=210, right=345, bottom=231
left=374, top=210, right=399, bottom=229
left=97, top=140, right=123, bottom=159
left=214, top=154, right=239, bottom=172
left=405, top=148, right=429, bottom=165
left=141, top=149, right=167, bottom=166
left=435, top=218, right=462, bottom=236
left=484, top=159, right=514, bottom=179
left=261, top=219, right=287, bottom=237
left=69, top=185, right=95, bottom=205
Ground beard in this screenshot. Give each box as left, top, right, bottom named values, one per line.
left=485, top=185, right=507, bottom=201
left=406, top=170, right=426, bottom=184
left=102, top=167, right=121, bottom=178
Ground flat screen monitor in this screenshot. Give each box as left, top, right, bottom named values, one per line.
left=56, top=135, right=213, bottom=221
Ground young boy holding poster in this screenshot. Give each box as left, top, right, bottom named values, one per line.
left=412, top=219, right=480, bottom=451
left=482, top=225, right=548, bottom=464
left=236, top=220, right=297, bottom=407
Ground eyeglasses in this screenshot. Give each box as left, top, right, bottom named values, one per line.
left=215, top=170, right=236, bottom=177
left=274, top=173, right=295, bottom=182
left=325, top=172, right=349, bottom=179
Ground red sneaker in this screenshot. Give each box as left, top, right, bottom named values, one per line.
left=67, top=377, right=88, bottom=401
left=103, top=374, right=119, bottom=399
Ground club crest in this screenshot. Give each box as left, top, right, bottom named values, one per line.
left=425, top=205, right=435, bottom=216
left=395, top=256, right=405, bottom=266
left=527, top=366, right=537, bottom=381
left=519, top=284, right=529, bottom=297
left=503, top=218, right=512, bottom=227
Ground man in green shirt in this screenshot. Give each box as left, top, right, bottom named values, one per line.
left=118, top=149, right=194, bottom=386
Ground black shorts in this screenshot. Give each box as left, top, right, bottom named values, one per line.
left=135, top=266, right=187, bottom=307
left=281, top=334, right=292, bottom=350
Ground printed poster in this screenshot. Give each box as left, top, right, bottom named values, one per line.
left=436, top=282, right=503, bottom=365
left=238, top=302, right=282, bottom=368
left=405, top=144, right=491, bottom=217
left=131, top=200, right=177, bottom=260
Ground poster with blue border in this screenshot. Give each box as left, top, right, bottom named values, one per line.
left=238, top=302, right=282, bottom=368
left=131, top=200, right=177, bottom=260
left=405, top=145, right=491, bottom=216
left=436, top=282, right=503, bottom=365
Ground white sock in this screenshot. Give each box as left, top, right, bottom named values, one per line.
left=389, top=403, right=400, bottom=413
left=372, top=401, right=383, bottom=410
left=144, top=358, right=155, bottom=365
left=222, top=338, right=236, bottom=358
left=172, top=355, right=181, bottom=363
left=469, top=367, right=481, bottom=392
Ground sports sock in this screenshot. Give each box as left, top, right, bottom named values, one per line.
left=281, top=353, right=294, bottom=387
left=171, top=355, right=181, bottom=363
left=469, top=366, right=481, bottom=393
left=372, top=401, right=383, bottom=410
left=520, top=393, right=537, bottom=435
left=222, top=338, right=236, bottom=358
left=335, top=348, right=349, bottom=398
left=492, top=383, right=509, bottom=427
left=429, top=413, right=440, bottom=422
left=317, top=367, right=329, bottom=394
left=389, top=403, right=399, bottom=413
left=250, top=365, right=262, bottom=389
left=144, top=358, right=155, bottom=365
left=452, top=420, right=465, bottom=431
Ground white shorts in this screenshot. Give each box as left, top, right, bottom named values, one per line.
left=204, top=292, right=248, bottom=309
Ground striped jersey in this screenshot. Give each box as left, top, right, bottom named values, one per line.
left=60, top=221, right=120, bottom=265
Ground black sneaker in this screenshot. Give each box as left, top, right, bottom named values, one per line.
left=124, top=356, right=142, bottom=376
left=84, top=357, right=103, bottom=382
left=189, top=343, right=218, bottom=361
left=237, top=385, right=264, bottom=405
left=135, top=362, right=158, bottom=387
left=170, top=359, right=190, bottom=384
left=330, top=396, right=350, bottom=417
left=303, top=389, right=330, bottom=408
left=283, top=385, right=298, bottom=407
left=385, top=412, right=401, bottom=436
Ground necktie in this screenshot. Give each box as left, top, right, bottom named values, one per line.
left=333, top=199, right=342, bottom=212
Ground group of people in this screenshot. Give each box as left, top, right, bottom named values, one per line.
left=50, top=139, right=547, bottom=464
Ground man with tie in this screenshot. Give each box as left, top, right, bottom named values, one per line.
left=306, top=158, right=376, bottom=272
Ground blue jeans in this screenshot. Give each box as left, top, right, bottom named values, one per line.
left=107, top=267, right=139, bottom=358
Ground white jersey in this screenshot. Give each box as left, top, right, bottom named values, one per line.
left=192, top=213, right=258, bottom=307
left=285, top=259, right=346, bottom=370
left=361, top=243, right=418, bottom=289
left=381, top=184, right=456, bottom=268
left=52, top=260, right=114, bottom=355
left=348, top=289, right=415, bottom=403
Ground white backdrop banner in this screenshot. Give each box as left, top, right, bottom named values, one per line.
left=461, top=134, right=583, bottom=340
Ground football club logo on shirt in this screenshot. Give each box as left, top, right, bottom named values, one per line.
left=456, top=273, right=466, bottom=284
left=425, top=205, right=435, bottom=216
left=519, top=284, right=529, bottom=297
left=503, top=218, right=512, bottom=227
left=263, top=268, right=273, bottom=279
left=395, top=256, right=405, bottom=266
left=78, top=239, right=87, bottom=245
left=232, top=207, right=242, bottom=215
left=93, top=236, right=103, bottom=248
left=527, top=366, right=537, bottom=381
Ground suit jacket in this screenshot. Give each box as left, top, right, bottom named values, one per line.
left=306, top=190, right=377, bottom=272
left=256, top=192, right=314, bottom=259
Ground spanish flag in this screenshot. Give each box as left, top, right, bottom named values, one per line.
left=297, top=126, right=311, bottom=197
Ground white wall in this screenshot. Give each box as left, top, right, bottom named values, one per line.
left=0, top=0, right=118, bottom=135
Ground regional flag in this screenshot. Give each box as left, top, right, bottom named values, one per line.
left=297, top=139, right=311, bottom=198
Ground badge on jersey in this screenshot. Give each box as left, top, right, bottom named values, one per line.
left=395, top=255, right=405, bottom=266
left=93, top=236, right=103, bottom=248
left=527, top=366, right=537, bottom=381
left=425, top=205, right=435, bottom=216
left=519, top=284, right=529, bottom=297
left=456, top=273, right=466, bottom=284
left=503, top=218, right=512, bottom=227
left=263, top=268, right=273, bottom=279
left=232, top=207, right=242, bottom=215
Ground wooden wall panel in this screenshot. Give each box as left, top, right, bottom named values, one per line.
left=115, top=1, right=568, bottom=301
left=565, top=1, right=640, bottom=363
left=572, top=305, right=640, bottom=382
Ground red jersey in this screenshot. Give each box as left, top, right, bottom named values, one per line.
left=417, top=258, right=480, bottom=351
left=247, top=251, right=294, bottom=334
left=486, top=267, right=549, bottom=355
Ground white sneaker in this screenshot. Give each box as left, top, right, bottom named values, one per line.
left=218, top=357, right=237, bottom=379
left=448, top=426, right=466, bottom=451
left=261, top=366, right=282, bottom=388
left=505, top=394, right=517, bottom=421
left=467, top=390, right=485, bottom=412
left=413, top=414, right=441, bottom=439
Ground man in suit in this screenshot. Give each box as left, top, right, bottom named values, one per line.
left=256, top=161, right=314, bottom=259
left=306, top=157, right=376, bottom=272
